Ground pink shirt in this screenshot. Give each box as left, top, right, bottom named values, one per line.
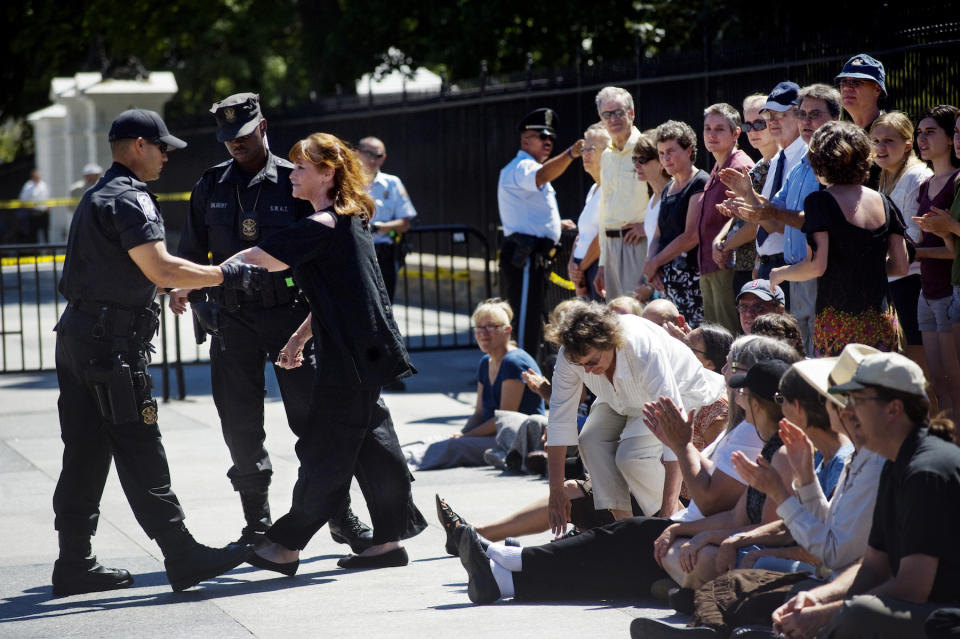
left=697, top=149, right=754, bottom=276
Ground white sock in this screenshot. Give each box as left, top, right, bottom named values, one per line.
left=490, top=560, right=514, bottom=599
left=485, top=542, right=523, bottom=572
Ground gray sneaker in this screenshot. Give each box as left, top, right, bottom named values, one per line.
left=483, top=448, right=508, bottom=470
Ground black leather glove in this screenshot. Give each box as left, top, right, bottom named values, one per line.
left=220, top=262, right=267, bottom=292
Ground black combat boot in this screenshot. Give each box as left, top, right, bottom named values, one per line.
left=328, top=497, right=374, bottom=554
left=156, top=523, right=250, bottom=592
left=235, top=489, right=272, bottom=548
left=52, top=533, right=134, bottom=597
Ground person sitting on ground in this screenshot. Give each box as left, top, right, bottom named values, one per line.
left=449, top=336, right=799, bottom=606
left=404, top=299, right=544, bottom=470
left=749, top=312, right=805, bottom=359
left=769, top=353, right=960, bottom=639
left=632, top=345, right=885, bottom=638
left=736, top=279, right=786, bottom=334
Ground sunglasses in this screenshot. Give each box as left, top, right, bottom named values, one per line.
left=797, top=109, right=827, bottom=122
left=147, top=139, right=169, bottom=154
left=359, top=148, right=385, bottom=159
left=741, top=119, right=767, bottom=132
left=631, top=155, right=655, bottom=164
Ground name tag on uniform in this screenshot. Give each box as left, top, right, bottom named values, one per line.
left=269, top=204, right=288, bottom=213
left=209, top=202, right=228, bottom=209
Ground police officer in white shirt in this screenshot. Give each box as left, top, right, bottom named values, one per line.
left=497, top=108, right=582, bottom=356
left=357, top=136, right=418, bottom=301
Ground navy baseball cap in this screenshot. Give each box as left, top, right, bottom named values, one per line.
left=729, top=359, right=792, bottom=402
left=737, top=279, right=786, bottom=305
left=760, top=82, right=801, bottom=113
left=108, top=109, right=186, bottom=149
left=835, top=54, right=887, bottom=97
left=211, top=93, right=264, bottom=142
left=517, top=108, right=558, bottom=137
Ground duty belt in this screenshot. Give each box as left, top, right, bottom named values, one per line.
left=67, top=300, right=160, bottom=342
left=209, top=269, right=297, bottom=308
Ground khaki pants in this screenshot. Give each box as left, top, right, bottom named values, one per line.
left=661, top=538, right=721, bottom=589
left=577, top=402, right=665, bottom=515
left=601, top=234, right=647, bottom=300
left=700, top=269, right=740, bottom=334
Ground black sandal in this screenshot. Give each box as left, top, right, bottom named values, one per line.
left=435, top=494, right=467, bottom=556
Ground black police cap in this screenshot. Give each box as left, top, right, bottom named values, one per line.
left=108, top=109, right=187, bottom=149
left=517, top=108, right=558, bottom=137
left=210, top=92, right=264, bottom=142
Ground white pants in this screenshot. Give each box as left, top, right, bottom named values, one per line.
left=577, top=402, right=665, bottom=515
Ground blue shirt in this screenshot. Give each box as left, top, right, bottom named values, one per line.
left=497, top=150, right=561, bottom=242
left=814, top=443, right=855, bottom=498
left=478, top=348, right=545, bottom=421
left=771, top=153, right=822, bottom=265
left=369, top=171, right=417, bottom=245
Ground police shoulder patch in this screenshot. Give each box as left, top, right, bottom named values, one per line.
left=136, top=192, right=159, bottom=221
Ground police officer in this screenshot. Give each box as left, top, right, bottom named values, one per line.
left=172, top=93, right=372, bottom=552
left=53, top=109, right=259, bottom=595
left=497, top=108, right=582, bottom=356
left=356, top=136, right=418, bottom=301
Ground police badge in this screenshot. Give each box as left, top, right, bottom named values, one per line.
left=240, top=212, right=259, bottom=241
left=140, top=402, right=158, bottom=425
left=223, top=107, right=236, bottom=123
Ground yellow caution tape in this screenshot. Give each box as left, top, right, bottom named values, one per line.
left=0, top=254, right=66, bottom=267
left=549, top=271, right=576, bottom=290
left=0, top=192, right=191, bottom=210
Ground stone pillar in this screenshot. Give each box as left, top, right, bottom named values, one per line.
left=26, top=71, right=179, bottom=242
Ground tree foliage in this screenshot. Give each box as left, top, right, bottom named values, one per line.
left=0, top=0, right=941, bottom=137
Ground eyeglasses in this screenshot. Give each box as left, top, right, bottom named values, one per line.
left=359, top=148, right=385, bottom=159
left=728, top=361, right=747, bottom=373
left=600, top=109, right=627, bottom=120
left=737, top=303, right=770, bottom=315
left=741, top=119, right=767, bottom=132
left=797, top=109, right=827, bottom=122
left=844, top=394, right=887, bottom=408
left=473, top=324, right=504, bottom=334
left=147, top=139, right=169, bottom=154
left=839, top=78, right=866, bottom=89
left=762, top=109, right=796, bottom=121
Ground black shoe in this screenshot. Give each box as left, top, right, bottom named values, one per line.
left=668, top=586, right=696, bottom=615
left=234, top=527, right=268, bottom=550
left=247, top=550, right=299, bottom=576
left=337, top=547, right=409, bottom=570
left=730, top=626, right=776, bottom=638
left=630, top=618, right=720, bottom=638
left=436, top=494, right=467, bottom=556
left=458, top=526, right=500, bottom=605
left=164, top=542, right=251, bottom=592
left=329, top=508, right=374, bottom=554
left=52, top=557, right=134, bottom=597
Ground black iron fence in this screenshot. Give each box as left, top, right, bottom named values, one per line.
left=0, top=225, right=497, bottom=397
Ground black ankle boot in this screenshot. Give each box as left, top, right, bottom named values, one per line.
left=157, top=523, right=250, bottom=592
left=52, top=533, right=133, bottom=597
left=328, top=498, right=374, bottom=554
left=236, top=489, right=272, bottom=548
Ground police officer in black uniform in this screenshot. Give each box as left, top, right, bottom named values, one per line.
left=172, top=93, right=372, bottom=551
left=53, top=109, right=261, bottom=595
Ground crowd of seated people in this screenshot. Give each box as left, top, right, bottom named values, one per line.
left=426, top=52, right=960, bottom=639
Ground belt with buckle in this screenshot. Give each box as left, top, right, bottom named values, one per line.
left=604, top=226, right=638, bottom=238
left=757, top=253, right=784, bottom=265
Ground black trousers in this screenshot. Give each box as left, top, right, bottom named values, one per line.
left=209, top=300, right=315, bottom=492
left=513, top=516, right=671, bottom=601
left=267, top=384, right=427, bottom=550
left=53, top=326, right=184, bottom=540
left=374, top=242, right=399, bottom=301
left=499, top=239, right=549, bottom=357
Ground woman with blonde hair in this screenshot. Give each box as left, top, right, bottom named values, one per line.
left=871, top=111, right=933, bottom=376
left=222, top=132, right=427, bottom=573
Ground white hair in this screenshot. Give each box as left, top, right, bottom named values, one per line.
left=595, top=86, right=634, bottom=113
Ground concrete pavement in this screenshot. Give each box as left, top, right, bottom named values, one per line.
left=0, top=349, right=678, bottom=638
